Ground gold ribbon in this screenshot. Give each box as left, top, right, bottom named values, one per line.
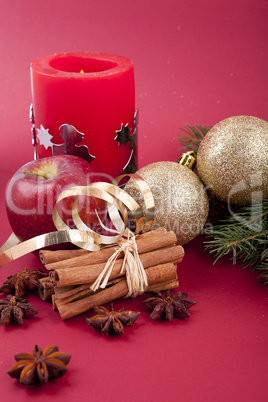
left=0, top=174, right=155, bottom=283
left=0, top=230, right=99, bottom=267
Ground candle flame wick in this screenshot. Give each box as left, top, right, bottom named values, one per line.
left=80, top=69, right=85, bottom=73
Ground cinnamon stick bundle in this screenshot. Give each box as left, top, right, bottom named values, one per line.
left=57, top=262, right=178, bottom=320
left=49, top=244, right=184, bottom=288
left=38, top=228, right=185, bottom=321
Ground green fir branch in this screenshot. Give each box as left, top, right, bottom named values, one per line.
left=204, top=199, right=268, bottom=286
left=178, top=124, right=212, bottom=153
left=178, top=123, right=268, bottom=286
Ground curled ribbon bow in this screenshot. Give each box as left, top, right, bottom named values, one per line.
left=0, top=174, right=155, bottom=296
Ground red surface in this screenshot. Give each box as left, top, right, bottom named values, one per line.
left=0, top=1, right=267, bottom=401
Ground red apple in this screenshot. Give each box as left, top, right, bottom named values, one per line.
left=5, top=155, right=107, bottom=242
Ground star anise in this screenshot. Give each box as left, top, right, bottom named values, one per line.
left=0, top=294, right=38, bottom=325
left=85, top=303, right=140, bottom=336
left=142, top=290, right=196, bottom=321
left=0, top=267, right=48, bottom=298
left=7, top=344, right=71, bottom=387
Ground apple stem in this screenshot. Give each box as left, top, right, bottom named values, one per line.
left=23, top=168, right=50, bottom=180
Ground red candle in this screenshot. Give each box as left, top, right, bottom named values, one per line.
left=30, top=52, right=136, bottom=181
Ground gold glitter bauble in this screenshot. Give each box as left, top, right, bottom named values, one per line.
left=124, top=161, right=209, bottom=245
left=197, top=116, right=268, bottom=206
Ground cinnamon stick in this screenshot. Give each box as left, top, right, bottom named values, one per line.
left=40, top=227, right=168, bottom=265
left=54, top=285, right=77, bottom=295
left=147, top=279, right=179, bottom=292
left=44, top=228, right=176, bottom=271
left=38, top=277, right=54, bottom=300
left=51, top=294, right=57, bottom=311
left=54, top=284, right=96, bottom=308
left=50, top=285, right=76, bottom=308
left=49, top=244, right=184, bottom=287
left=39, top=248, right=89, bottom=265
left=57, top=262, right=178, bottom=320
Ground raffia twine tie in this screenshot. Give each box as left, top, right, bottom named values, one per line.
left=90, top=230, right=148, bottom=298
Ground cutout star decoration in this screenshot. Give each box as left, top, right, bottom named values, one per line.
left=37, top=125, right=53, bottom=150
left=114, top=113, right=138, bottom=173
left=114, top=123, right=131, bottom=146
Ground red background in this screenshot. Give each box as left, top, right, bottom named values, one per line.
left=0, top=1, right=267, bottom=401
